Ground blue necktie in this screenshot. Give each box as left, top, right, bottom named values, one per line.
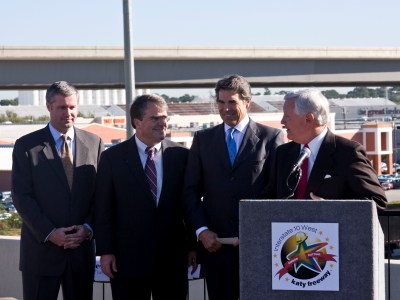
left=226, top=128, right=237, bottom=166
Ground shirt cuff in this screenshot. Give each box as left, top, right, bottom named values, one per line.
left=196, top=226, right=208, bottom=240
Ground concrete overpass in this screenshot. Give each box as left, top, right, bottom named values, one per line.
left=1, top=46, right=400, bottom=89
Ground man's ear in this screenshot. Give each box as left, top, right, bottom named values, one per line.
left=132, top=118, right=140, bottom=129
left=305, top=112, right=315, bottom=124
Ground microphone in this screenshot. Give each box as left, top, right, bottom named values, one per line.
left=290, top=147, right=311, bottom=174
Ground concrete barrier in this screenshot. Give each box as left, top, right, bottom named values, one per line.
left=0, top=236, right=207, bottom=300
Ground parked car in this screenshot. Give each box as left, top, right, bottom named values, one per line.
left=381, top=162, right=388, bottom=173
left=0, top=201, right=16, bottom=213
left=381, top=181, right=394, bottom=190
left=378, top=175, right=395, bottom=190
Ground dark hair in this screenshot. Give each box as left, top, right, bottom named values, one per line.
left=45, top=81, right=79, bottom=103
left=215, top=74, right=252, bottom=101
left=130, top=94, right=168, bottom=129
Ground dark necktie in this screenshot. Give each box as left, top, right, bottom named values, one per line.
left=294, top=144, right=309, bottom=199
left=60, top=134, right=73, bottom=189
left=226, top=128, right=237, bottom=166
left=145, top=147, right=157, bottom=204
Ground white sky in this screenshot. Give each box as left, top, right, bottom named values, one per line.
left=1, top=0, right=399, bottom=98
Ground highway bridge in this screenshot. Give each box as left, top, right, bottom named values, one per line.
left=1, top=46, right=400, bottom=89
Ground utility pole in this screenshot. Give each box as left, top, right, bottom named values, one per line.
left=123, top=0, right=136, bottom=138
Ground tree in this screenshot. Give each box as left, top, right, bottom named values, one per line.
left=322, top=90, right=344, bottom=99
left=263, top=88, right=271, bottom=95
left=178, top=94, right=195, bottom=102
left=346, top=87, right=371, bottom=98
left=0, top=98, right=18, bottom=106
left=275, top=90, right=288, bottom=95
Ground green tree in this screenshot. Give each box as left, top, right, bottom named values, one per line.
left=263, top=88, right=271, bottom=95
left=275, top=90, right=288, bottom=95
left=178, top=94, right=195, bottom=102
left=322, top=90, right=344, bottom=99
left=346, top=87, right=371, bottom=98
left=0, top=98, right=18, bottom=106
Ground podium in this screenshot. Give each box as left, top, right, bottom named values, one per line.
left=239, top=200, right=385, bottom=300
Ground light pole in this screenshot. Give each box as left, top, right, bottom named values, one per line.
left=392, top=114, right=397, bottom=165
left=123, top=0, right=136, bottom=139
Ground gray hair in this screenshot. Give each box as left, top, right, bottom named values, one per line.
left=45, top=81, right=79, bottom=104
left=284, top=88, right=330, bottom=125
left=130, top=94, right=168, bottom=129
left=215, top=74, right=252, bottom=101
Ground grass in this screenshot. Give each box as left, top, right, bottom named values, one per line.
left=0, top=212, right=22, bottom=236
left=0, top=226, right=20, bottom=236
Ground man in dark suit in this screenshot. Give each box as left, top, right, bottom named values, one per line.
left=183, top=75, right=285, bottom=300
left=267, top=88, right=387, bottom=209
left=12, top=81, right=104, bottom=300
left=94, top=94, right=197, bottom=300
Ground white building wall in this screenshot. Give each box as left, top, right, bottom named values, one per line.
left=103, top=90, right=110, bottom=106
left=111, top=90, right=118, bottom=105
left=18, top=90, right=46, bottom=106
left=18, top=89, right=129, bottom=106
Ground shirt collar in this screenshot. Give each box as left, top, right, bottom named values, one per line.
left=302, top=127, right=328, bottom=156
left=134, top=135, right=162, bottom=154
left=48, top=123, right=75, bottom=142
left=224, top=114, right=250, bottom=134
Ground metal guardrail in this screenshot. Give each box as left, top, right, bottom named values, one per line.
left=379, top=208, right=400, bottom=300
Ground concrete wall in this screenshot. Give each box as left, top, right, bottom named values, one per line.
left=0, top=237, right=207, bottom=300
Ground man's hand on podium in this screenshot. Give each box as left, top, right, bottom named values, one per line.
left=199, top=229, right=222, bottom=253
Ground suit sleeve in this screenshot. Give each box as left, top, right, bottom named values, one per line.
left=183, top=132, right=208, bottom=232
left=347, top=144, right=387, bottom=210
left=93, top=150, right=115, bottom=255
left=263, top=129, right=285, bottom=199
left=11, top=139, right=55, bottom=242
left=84, top=137, right=105, bottom=228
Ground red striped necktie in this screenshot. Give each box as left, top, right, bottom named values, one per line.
left=145, top=147, right=157, bottom=204
left=294, top=144, right=309, bottom=199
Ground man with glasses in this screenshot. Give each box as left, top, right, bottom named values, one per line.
left=94, top=94, right=197, bottom=300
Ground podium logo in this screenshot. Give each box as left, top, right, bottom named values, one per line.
left=271, top=222, right=339, bottom=291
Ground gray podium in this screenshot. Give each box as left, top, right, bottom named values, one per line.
left=239, top=200, right=385, bottom=300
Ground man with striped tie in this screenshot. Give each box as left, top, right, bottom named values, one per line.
left=94, top=94, right=197, bottom=300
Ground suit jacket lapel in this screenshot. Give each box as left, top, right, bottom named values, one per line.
left=41, top=126, right=70, bottom=190
left=213, top=124, right=232, bottom=169
left=125, top=138, right=156, bottom=203
left=307, top=130, right=335, bottom=197
left=234, top=120, right=259, bottom=168
left=74, top=128, right=89, bottom=168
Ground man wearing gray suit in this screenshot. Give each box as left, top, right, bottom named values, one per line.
left=184, top=75, right=285, bottom=300
left=12, top=81, right=104, bottom=300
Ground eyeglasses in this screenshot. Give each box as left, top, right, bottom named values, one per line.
left=148, top=116, right=170, bottom=123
